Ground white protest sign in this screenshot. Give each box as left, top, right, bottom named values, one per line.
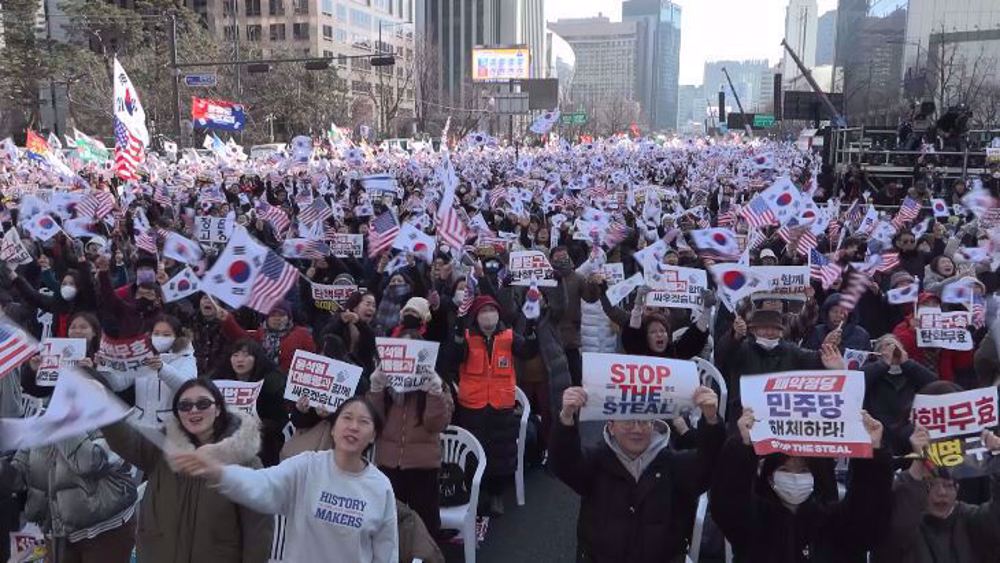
left=329, top=233, right=364, bottom=258
left=376, top=338, right=440, bottom=393
left=917, top=310, right=973, bottom=351
left=605, top=272, right=644, bottom=306
left=96, top=334, right=154, bottom=375
left=509, top=250, right=557, bottom=287
left=601, top=263, right=625, bottom=286
left=214, top=379, right=263, bottom=417
left=911, top=387, right=999, bottom=440
left=311, top=283, right=357, bottom=312
left=579, top=352, right=700, bottom=421
left=9, top=523, right=46, bottom=563
left=1, top=228, right=33, bottom=265
left=283, top=350, right=362, bottom=410
left=35, top=337, right=87, bottom=387
left=751, top=266, right=811, bottom=300
left=740, top=370, right=871, bottom=458
left=194, top=215, right=230, bottom=244
left=644, top=265, right=707, bottom=310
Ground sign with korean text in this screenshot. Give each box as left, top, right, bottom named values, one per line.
left=644, top=265, right=707, bottom=310
left=329, top=233, right=364, bottom=258
left=579, top=352, right=700, bottom=421
left=283, top=350, right=362, bottom=410
left=9, top=524, right=46, bottom=563
left=741, top=370, right=871, bottom=458
left=752, top=266, right=810, bottom=300
left=35, top=337, right=87, bottom=387
left=509, top=250, right=557, bottom=287
left=979, top=208, right=1000, bottom=230
left=96, top=334, right=154, bottom=375
left=911, top=388, right=999, bottom=478
left=601, top=263, right=625, bottom=286
left=311, top=283, right=357, bottom=312
left=214, top=379, right=263, bottom=418
left=194, top=215, right=230, bottom=244
left=917, top=310, right=973, bottom=351
left=375, top=338, right=440, bottom=392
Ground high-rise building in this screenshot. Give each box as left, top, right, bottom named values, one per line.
left=835, top=1, right=906, bottom=124
left=815, top=9, right=837, bottom=66
left=677, top=84, right=704, bottom=133
left=547, top=16, right=639, bottom=106
left=782, top=0, right=817, bottom=89
left=415, top=0, right=546, bottom=107
left=622, top=0, right=682, bottom=131
left=703, top=60, right=769, bottom=114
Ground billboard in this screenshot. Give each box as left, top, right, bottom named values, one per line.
left=472, top=46, right=531, bottom=83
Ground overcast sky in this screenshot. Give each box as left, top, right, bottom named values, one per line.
left=545, top=0, right=839, bottom=85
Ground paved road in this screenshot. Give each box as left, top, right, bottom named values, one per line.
left=442, top=466, right=580, bottom=563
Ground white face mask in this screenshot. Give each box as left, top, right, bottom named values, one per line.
left=756, top=337, right=780, bottom=350
left=151, top=335, right=175, bottom=353
left=60, top=285, right=77, bottom=301
left=453, top=289, right=466, bottom=305
left=771, top=470, right=814, bottom=506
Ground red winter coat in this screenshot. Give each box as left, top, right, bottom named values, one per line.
left=892, top=317, right=973, bottom=382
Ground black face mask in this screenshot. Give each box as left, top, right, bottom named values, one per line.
left=137, top=297, right=159, bottom=315
left=401, top=315, right=422, bottom=329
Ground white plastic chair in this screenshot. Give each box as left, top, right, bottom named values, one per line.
left=513, top=386, right=531, bottom=507
left=439, top=425, right=487, bottom=563
left=688, top=493, right=733, bottom=563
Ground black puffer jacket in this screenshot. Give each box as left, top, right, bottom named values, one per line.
left=710, top=437, right=893, bottom=563
left=549, top=419, right=726, bottom=563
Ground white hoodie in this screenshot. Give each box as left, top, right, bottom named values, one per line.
left=217, top=450, right=399, bottom=563
left=100, top=341, right=197, bottom=427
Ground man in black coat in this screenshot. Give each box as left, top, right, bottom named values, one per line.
left=863, top=335, right=937, bottom=457
left=550, top=385, right=725, bottom=563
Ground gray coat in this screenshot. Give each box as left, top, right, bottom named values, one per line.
left=2, top=433, right=137, bottom=539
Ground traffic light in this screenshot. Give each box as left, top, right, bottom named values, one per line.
left=370, top=55, right=396, bottom=67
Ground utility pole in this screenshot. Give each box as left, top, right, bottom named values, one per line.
left=170, top=14, right=182, bottom=148
left=378, top=20, right=384, bottom=139
left=42, top=0, right=60, bottom=137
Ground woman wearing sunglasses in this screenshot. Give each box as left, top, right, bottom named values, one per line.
left=171, top=396, right=398, bottom=563
left=103, top=378, right=273, bottom=563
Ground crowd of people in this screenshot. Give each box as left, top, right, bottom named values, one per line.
left=0, top=130, right=999, bottom=563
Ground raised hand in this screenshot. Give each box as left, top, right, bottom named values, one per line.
left=738, top=407, right=755, bottom=446
left=692, top=385, right=720, bottom=424
left=861, top=410, right=883, bottom=450
left=559, top=386, right=588, bottom=426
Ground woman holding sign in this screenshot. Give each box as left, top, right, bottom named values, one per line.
left=170, top=396, right=399, bottom=563
left=710, top=407, right=894, bottom=563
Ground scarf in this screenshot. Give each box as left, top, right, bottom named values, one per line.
left=263, top=324, right=291, bottom=364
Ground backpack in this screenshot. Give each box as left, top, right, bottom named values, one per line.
left=438, top=462, right=470, bottom=507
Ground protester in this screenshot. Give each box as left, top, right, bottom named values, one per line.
left=863, top=335, right=938, bottom=457
left=711, top=407, right=894, bottom=562
left=1, top=431, right=138, bottom=563
left=220, top=300, right=315, bottom=374
left=170, top=396, right=398, bottom=563
left=551, top=385, right=724, bottom=563
left=368, top=359, right=454, bottom=539
left=320, top=290, right=379, bottom=390
left=210, top=338, right=289, bottom=466
left=802, top=292, right=872, bottom=352
left=190, top=295, right=228, bottom=374
left=102, top=379, right=272, bottom=562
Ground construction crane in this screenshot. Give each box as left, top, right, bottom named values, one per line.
left=780, top=38, right=847, bottom=127
left=721, top=66, right=752, bottom=136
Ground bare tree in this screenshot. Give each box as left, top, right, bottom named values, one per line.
left=368, top=60, right=413, bottom=138
left=412, top=32, right=440, bottom=135
left=927, top=26, right=998, bottom=114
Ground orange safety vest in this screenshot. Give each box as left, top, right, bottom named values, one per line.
left=458, top=329, right=516, bottom=410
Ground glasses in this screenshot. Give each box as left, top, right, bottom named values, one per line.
left=177, top=399, right=216, bottom=412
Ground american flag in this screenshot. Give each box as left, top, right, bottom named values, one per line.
left=436, top=205, right=469, bottom=249
left=875, top=251, right=900, bottom=273
left=132, top=209, right=158, bottom=255
left=77, top=191, right=116, bottom=219
left=457, top=269, right=477, bottom=317
left=892, top=196, right=921, bottom=228
left=367, top=211, right=400, bottom=258
left=246, top=250, right=299, bottom=314
left=298, top=197, right=334, bottom=226
left=809, top=249, right=843, bottom=289
left=778, top=223, right=818, bottom=255
left=838, top=271, right=870, bottom=312
left=739, top=196, right=777, bottom=229
left=826, top=216, right=841, bottom=243
left=255, top=200, right=290, bottom=235
left=717, top=203, right=739, bottom=228
left=746, top=229, right=767, bottom=251
left=114, top=118, right=144, bottom=182
left=488, top=186, right=507, bottom=209
left=844, top=201, right=863, bottom=230
left=972, top=297, right=986, bottom=329
left=0, top=319, right=38, bottom=379
left=152, top=184, right=172, bottom=207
